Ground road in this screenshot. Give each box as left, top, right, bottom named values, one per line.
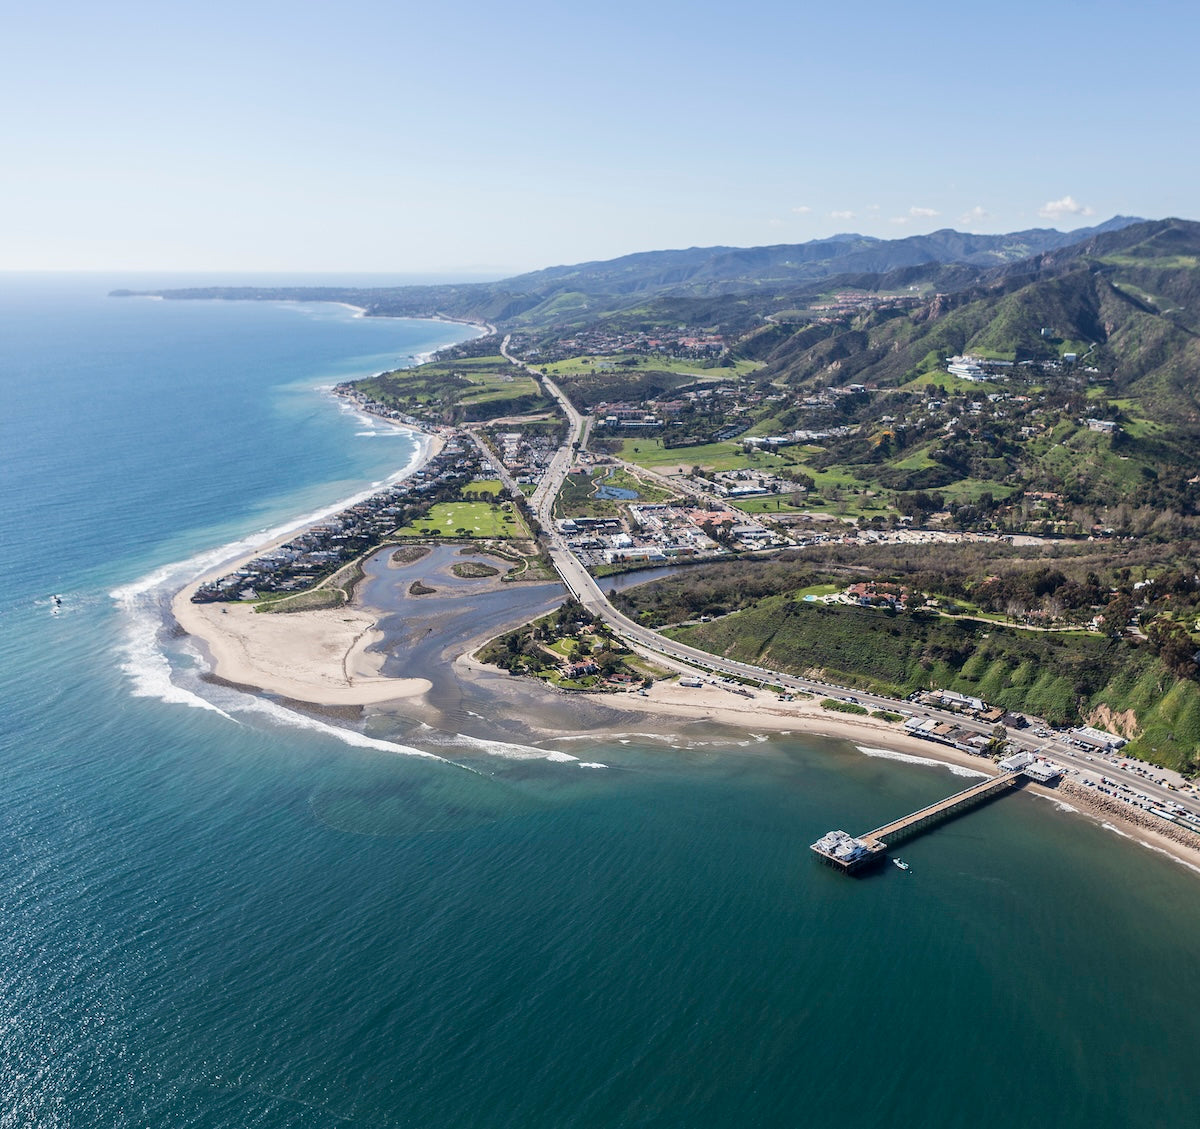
left=486, top=339, right=1196, bottom=816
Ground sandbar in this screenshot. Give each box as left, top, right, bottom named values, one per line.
left=174, top=594, right=430, bottom=706
left=167, top=459, right=1200, bottom=875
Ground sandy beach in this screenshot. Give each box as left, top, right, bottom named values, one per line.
left=174, top=596, right=430, bottom=705
left=170, top=423, right=444, bottom=706
left=174, top=558, right=1200, bottom=875
left=595, top=679, right=1200, bottom=871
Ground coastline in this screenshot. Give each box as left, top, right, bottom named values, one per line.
left=157, top=372, right=1200, bottom=875
left=164, top=304, right=488, bottom=706
left=172, top=534, right=1200, bottom=874
left=332, top=300, right=496, bottom=340
left=170, top=421, right=444, bottom=707
left=593, top=679, right=1200, bottom=872
left=172, top=520, right=1200, bottom=874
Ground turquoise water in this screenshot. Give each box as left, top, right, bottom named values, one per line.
left=2, top=276, right=1199, bottom=1127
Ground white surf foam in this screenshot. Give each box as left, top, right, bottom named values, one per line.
left=420, top=727, right=583, bottom=764
left=1029, top=792, right=1081, bottom=815
left=1137, top=838, right=1200, bottom=875
left=230, top=694, right=459, bottom=764
left=108, top=432, right=432, bottom=726
left=412, top=723, right=610, bottom=767
left=855, top=745, right=990, bottom=779
left=1078, top=807, right=1200, bottom=876
left=106, top=429, right=616, bottom=771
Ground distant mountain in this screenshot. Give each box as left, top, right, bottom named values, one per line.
left=113, top=217, right=1146, bottom=328
left=744, top=218, right=1200, bottom=427
left=486, top=218, right=1146, bottom=299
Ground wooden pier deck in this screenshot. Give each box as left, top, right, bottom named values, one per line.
left=863, top=772, right=1022, bottom=848
left=811, top=770, right=1025, bottom=873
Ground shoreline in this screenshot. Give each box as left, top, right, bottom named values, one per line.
left=173, top=532, right=1200, bottom=875
left=170, top=419, right=444, bottom=706
left=332, top=300, right=496, bottom=340
left=164, top=303, right=488, bottom=705
left=576, top=679, right=1200, bottom=873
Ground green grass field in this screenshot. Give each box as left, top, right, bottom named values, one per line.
left=467, top=478, right=506, bottom=495
left=457, top=372, right=543, bottom=407
left=396, top=502, right=523, bottom=539
left=728, top=495, right=808, bottom=514
left=539, top=354, right=761, bottom=379
left=617, top=438, right=777, bottom=473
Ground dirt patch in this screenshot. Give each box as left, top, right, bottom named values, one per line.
left=1087, top=704, right=1142, bottom=740
left=390, top=545, right=432, bottom=567
left=451, top=561, right=501, bottom=579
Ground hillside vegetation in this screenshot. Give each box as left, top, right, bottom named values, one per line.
left=668, top=600, right=1198, bottom=772
left=616, top=547, right=1200, bottom=773
left=349, top=355, right=551, bottom=424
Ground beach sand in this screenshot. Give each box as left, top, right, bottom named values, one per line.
left=169, top=424, right=444, bottom=706
left=175, top=576, right=1200, bottom=874
left=174, top=596, right=430, bottom=706
left=595, top=680, right=1200, bottom=872
left=593, top=679, right=992, bottom=768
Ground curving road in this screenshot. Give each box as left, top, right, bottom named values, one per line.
left=486, top=340, right=1196, bottom=815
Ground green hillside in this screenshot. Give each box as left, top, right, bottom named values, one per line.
left=668, top=599, right=1200, bottom=773
left=349, top=356, right=552, bottom=424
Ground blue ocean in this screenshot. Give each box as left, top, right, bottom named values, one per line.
left=2, top=274, right=1199, bottom=1127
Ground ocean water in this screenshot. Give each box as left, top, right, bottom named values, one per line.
left=2, top=275, right=1199, bottom=1127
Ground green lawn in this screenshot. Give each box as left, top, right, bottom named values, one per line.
left=458, top=373, right=543, bottom=406
left=795, top=582, right=840, bottom=598
left=617, top=438, right=753, bottom=472
left=396, top=501, right=523, bottom=539
left=468, top=478, right=506, bottom=495
left=729, top=495, right=808, bottom=514
left=539, top=354, right=761, bottom=378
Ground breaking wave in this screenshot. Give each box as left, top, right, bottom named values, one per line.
left=855, top=745, right=990, bottom=779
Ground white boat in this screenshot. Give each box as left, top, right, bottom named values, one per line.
left=892, top=858, right=910, bottom=871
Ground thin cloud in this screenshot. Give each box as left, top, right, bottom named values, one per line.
left=889, top=216, right=910, bottom=225
left=791, top=205, right=812, bottom=214
left=1039, top=195, right=1094, bottom=220
left=829, top=210, right=856, bottom=221
left=959, top=205, right=990, bottom=226
left=909, top=206, right=939, bottom=218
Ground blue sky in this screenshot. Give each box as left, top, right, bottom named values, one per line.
left=3, top=0, right=1196, bottom=273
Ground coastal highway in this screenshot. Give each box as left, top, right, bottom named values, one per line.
left=486, top=346, right=1196, bottom=814
left=498, top=333, right=589, bottom=528
left=541, top=493, right=1195, bottom=813
left=529, top=376, right=585, bottom=527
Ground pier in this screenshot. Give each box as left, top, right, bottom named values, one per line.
left=811, top=770, right=1028, bottom=874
